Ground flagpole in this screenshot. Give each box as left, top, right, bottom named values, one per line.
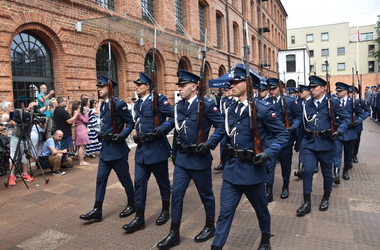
left=357, top=23, right=360, bottom=78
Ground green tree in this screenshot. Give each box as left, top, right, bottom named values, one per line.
left=375, top=15, right=380, bottom=62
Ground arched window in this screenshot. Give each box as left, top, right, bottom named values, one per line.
left=11, top=31, right=54, bottom=108
left=96, top=44, right=118, bottom=96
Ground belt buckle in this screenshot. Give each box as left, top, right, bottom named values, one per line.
left=313, top=131, right=319, bottom=137
left=233, top=150, right=238, bottom=158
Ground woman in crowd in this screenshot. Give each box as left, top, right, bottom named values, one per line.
left=1, top=101, right=15, bottom=184
left=73, top=99, right=90, bottom=166
left=85, top=99, right=102, bottom=158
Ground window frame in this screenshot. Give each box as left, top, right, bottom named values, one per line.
left=321, top=32, right=329, bottom=41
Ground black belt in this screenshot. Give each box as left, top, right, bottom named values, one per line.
left=305, top=129, right=332, bottom=138
left=226, top=144, right=254, bottom=161
left=98, top=134, right=114, bottom=142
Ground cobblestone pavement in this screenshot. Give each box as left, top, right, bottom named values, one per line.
left=0, top=119, right=379, bottom=250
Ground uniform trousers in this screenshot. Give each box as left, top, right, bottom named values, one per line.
left=95, top=157, right=134, bottom=202
left=267, top=145, right=293, bottom=184
left=333, top=139, right=355, bottom=169
left=134, top=160, right=171, bottom=208
left=212, top=180, right=270, bottom=247
left=171, top=165, right=215, bottom=224
left=353, top=131, right=362, bottom=157
left=303, top=148, right=333, bottom=194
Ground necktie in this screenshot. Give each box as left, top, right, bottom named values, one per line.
left=184, top=101, right=190, bottom=111
left=273, top=98, right=278, bottom=105
left=236, top=102, right=244, bottom=116
left=341, top=99, right=345, bottom=107
left=139, top=100, right=143, bottom=111
left=317, top=101, right=320, bottom=107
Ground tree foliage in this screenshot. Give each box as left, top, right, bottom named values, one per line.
left=375, top=15, right=380, bottom=62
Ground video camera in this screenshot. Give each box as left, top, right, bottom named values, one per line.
left=63, top=152, right=76, bottom=157
left=11, top=105, right=46, bottom=127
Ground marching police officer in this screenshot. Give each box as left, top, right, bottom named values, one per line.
left=211, top=65, right=289, bottom=250
left=156, top=70, right=225, bottom=249
left=215, top=85, right=235, bottom=171
left=332, top=82, right=365, bottom=183
left=122, top=72, right=174, bottom=233
left=266, top=78, right=302, bottom=202
left=80, top=75, right=135, bottom=222
left=296, top=76, right=350, bottom=216
left=257, top=80, right=270, bottom=100
left=350, top=87, right=370, bottom=163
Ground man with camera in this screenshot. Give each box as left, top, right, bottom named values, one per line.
left=8, top=100, right=48, bottom=186
left=40, top=130, right=72, bottom=175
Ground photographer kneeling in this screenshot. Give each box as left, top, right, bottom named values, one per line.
left=41, top=130, right=72, bottom=176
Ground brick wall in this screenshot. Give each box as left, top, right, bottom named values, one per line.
left=0, top=0, right=287, bottom=108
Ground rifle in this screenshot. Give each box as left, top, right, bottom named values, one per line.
left=276, top=60, right=290, bottom=128
left=243, top=21, right=262, bottom=154
left=355, top=62, right=363, bottom=107
left=151, top=29, right=160, bottom=128
left=325, top=59, right=336, bottom=133
left=197, top=29, right=207, bottom=144
left=351, top=67, right=357, bottom=122
left=107, top=80, right=119, bottom=134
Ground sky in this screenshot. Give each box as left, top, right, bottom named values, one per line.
left=281, top=0, right=380, bottom=29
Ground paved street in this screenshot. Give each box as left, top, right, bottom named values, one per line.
left=0, top=119, right=379, bottom=250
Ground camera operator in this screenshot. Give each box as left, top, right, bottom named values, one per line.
left=41, top=130, right=72, bottom=175
left=7, top=100, right=47, bottom=185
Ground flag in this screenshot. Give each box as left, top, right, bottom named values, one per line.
left=357, top=28, right=360, bottom=42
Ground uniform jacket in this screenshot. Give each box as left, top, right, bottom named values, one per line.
left=302, top=95, right=350, bottom=151
left=357, top=99, right=370, bottom=132
left=222, top=100, right=290, bottom=185
left=336, top=98, right=365, bottom=141
left=99, top=97, right=134, bottom=161
left=172, top=97, right=225, bottom=170
left=133, top=94, right=174, bottom=165
left=266, top=95, right=302, bottom=147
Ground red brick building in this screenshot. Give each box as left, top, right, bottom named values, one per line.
left=0, top=0, right=287, bottom=107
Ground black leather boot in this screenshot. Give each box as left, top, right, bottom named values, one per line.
left=266, top=183, right=273, bottom=203
left=294, top=162, right=304, bottom=179
left=214, top=155, right=226, bottom=171
left=156, top=201, right=170, bottom=226
left=122, top=207, right=145, bottom=233
left=79, top=200, right=102, bottom=222
left=194, top=217, right=215, bottom=242
left=343, top=165, right=350, bottom=180
left=157, top=222, right=180, bottom=249
left=211, top=245, right=223, bottom=250
left=257, top=233, right=271, bottom=250
left=319, top=191, right=330, bottom=211
left=119, top=197, right=136, bottom=218
left=280, top=180, right=289, bottom=199
left=296, top=193, right=311, bottom=216
left=333, top=167, right=340, bottom=184
left=353, top=155, right=358, bottom=163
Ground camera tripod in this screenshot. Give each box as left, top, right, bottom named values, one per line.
left=3, top=126, right=50, bottom=189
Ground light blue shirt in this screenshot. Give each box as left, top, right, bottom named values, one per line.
left=41, top=138, right=60, bottom=157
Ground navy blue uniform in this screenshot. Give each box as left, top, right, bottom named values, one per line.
left=333, top=98, right=365, bottom=171
left=218, top=97, right=236, bottom=163
left=212, top=100, right=289, bottom=247
left=171, top=97, right=225, bottom=224
left=302, top=96, right=350, bottom=194
left=96, top=98, right=135, bottom=202
left=266, top=95, right=302, bottom=184
left=133, top=94, right=174, bottom=209
left=353, top=100, right=370, bottom=158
